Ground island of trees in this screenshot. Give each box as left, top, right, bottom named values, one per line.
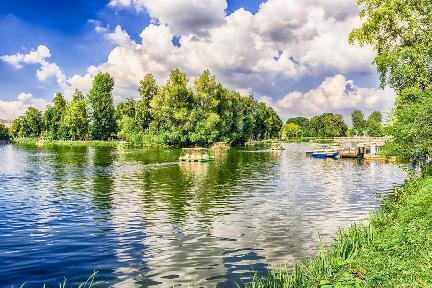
left=3, top=70, right=283, bottom=147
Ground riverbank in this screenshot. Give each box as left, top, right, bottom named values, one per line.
left=11, top=138, right=119, bottom=147
left=247, top=175, right=432, bottom=287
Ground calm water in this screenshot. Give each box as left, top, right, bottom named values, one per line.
left=0, top=143, right=406, bottom=287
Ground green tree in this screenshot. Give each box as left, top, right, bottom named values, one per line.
left=150, top=69, right=194, bottom=146
left=21, top=107, right=44, bottom=138
left=365, top=111, right=384, bottom=136
left=0, top=124, right=9, bottom=141
left=350, top=0, right=431, bottom=165
left=368, top=111, right=383, bottom=124
left=189, top=70, right=222, bottom=145
left=351, top=109, right=365, bottom=135
left=88, top=73, right=116, bottom=140
left=349, top=0, right=432, bottom=91
left=309, top=113, right=348, bottom=137
left=281, top=123, right=301, bottom=139
left=136, top=73, right=157, bottom=130
left=286, top=117, right=310, bottom=137
left=43, top=92, right=67, bottom=139
left=61, top=89, right=89, bottom=140
left=387, top=89, right=432, bottom=160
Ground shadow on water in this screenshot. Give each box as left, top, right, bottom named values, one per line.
left=0, top=143, right=407, bottom=287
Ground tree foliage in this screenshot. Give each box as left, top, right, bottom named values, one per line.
left=350, top=0, right=431, bottom=163
left=116, top=70, right=282, bottom=146
left=0, top=124, right=9, bottom=141
left=387, top=88, right=432, bottom=159
left=88, top=73, right=116, bottom=140
left=309, top=113, right=348, bottom=137
left=61, top=89, right=89, bottom=140
left=281, top=123, right=301, bottom=139
left=11, top=107, right=44, bottom=138
left=43, top=92, right=67, bottom=139
left=351, top=109, right=365, bottom=135
left=8, top=70, right=282, bottom=146
left=349, top=0, right=432, bottom=91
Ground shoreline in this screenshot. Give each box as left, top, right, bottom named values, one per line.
left=247, top=175, right=432, bottom=287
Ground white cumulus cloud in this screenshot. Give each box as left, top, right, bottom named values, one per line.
left=1, top=0, right=386, bottom=120
left=108, top=0, right=227, bottom=36
left=261, top=74, right=396, bottom=121
left=0, top=93, right=49, bottom=120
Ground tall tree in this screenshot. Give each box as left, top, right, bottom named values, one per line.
left=150, top=69, right=194, bottom=145
left=136, top=73, right=157, bottom=130
left=21, top=107, right=44, bottom=138
left=281, top=123, right=301, bottom=139
left=350, top=0, right=431, bottom=165
left=88, top=73, right=116, bottom=140
left=43, top=92, right=67, bottom=139
left=61, top=89, right=89, bottom=140
left=349, top=0, right=432, bottom=92
left=351, top=109, right=365, bottom=135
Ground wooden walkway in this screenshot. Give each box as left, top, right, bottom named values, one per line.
left=333, top=136, right=391, bottom=146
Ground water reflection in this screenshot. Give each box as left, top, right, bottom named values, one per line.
left=0, top=143, right=406, bottom=287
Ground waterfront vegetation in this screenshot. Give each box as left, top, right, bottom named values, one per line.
left=3, top=0, right=431, bottom=287
left=8, top=70, right=283, bottom=147
left=247, top=175, right=432, bottom=287
left=0, top=123, right=8, bottom=141
left=280, top=110, right=385, bottom=140
left=249, top=0, right=432, bottom=286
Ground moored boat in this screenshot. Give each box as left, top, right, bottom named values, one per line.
left=270, top=142, right=285, bottom=150
left=310, top=150, right=339, bottom=159
left=178, top=148, right=214, bottom=162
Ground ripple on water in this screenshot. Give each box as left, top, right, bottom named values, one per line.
left=0, top=143, right=406, bottom=287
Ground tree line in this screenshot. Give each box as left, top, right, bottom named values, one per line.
left=6, top=70, right=283, bottom=146
left=348, top=0, right=431, bottom=168
left=280, top=110, right=384, bottom=139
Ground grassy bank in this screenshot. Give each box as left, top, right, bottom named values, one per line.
left=247, top=176, right=432, bottom=287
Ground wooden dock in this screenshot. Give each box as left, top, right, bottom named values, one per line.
left=334, top=137, right=391, bottom=160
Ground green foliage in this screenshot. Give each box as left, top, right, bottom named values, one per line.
left=10, top=70, right=282, bottom=147
left=309, top=113, right=348, bottom=137
left=61, top=89, right=89, bottom=140
left=349, top=0, right=432, bottom=92
left=281, top=123, right=301, bottom=139
left=88, top=73, right=116, bottom=140
left=351, top=109, right=365, bottom=135
left=0, top=124, right=9, bottom=141
left=43, top=92, right=67, bottom=140
left=365, top=111, right=384, bottom=136
left=11, top=107, right=44, bottom=138
left=247, top=177, right=432, bottom=287
left=387, top=88, right=432, bottom=160
left=116, top=70, right=282, bottom=146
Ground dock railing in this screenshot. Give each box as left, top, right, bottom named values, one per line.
left=333, top=136, right=392, bottom=146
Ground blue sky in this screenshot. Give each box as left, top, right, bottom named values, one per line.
left=0, top=0, right=394, bottom=120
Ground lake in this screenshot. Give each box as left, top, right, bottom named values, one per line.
left=0, top=143, right=406, bottom=287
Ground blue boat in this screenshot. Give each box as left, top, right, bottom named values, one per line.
left=310, top=150, right=339, bottom=159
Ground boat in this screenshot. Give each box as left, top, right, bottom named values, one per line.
left=178, top=148, right=214, bottom=162
left=211, top=142, right=230, bottom=150
left=310, top=150, right=339, bottom=159
left=270, top=142, right=285, bottom=150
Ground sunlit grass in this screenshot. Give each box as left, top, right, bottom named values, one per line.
left=21, top=272, right=104, bottom=288
left=246, top=176, right=432, bottom=287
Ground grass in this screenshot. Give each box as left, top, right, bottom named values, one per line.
left=246, top=175, right=432, bottom=287
left=20, top=272, right=104, bottom=288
